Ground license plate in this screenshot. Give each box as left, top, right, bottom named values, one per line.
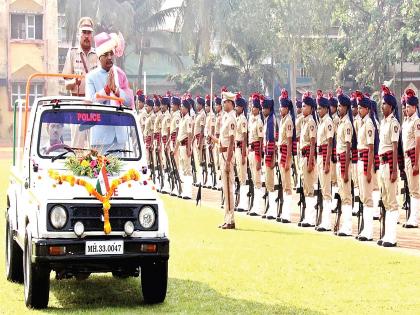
left=85, top=240, right=124, bottom=255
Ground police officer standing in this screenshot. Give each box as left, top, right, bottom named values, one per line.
left=234, top=93, right=248, bottom=212
left=204, top=95, right=216, bottom=188
left=62, top=17, right=97, bottom=96
left=401, top=89, right=420, bottom=229
left=143, top=98, right=156, bottom=169
left=160, top=95, right=172, bottom=194
left=192, top=96, right=206, bottom=186
left=315, top=91, right=334, bottom=231
left=169, top=96, right=182, bottom=196
left=211, top=91, right=237, bottom=229
left=214, top=95, right=224, bottom=190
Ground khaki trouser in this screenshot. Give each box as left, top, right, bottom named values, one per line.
left=179, top=146, right=192, bottom=176
left=337, top=161, right=352, bottom=205
left=317, top=156, right=332, bottom=201
left=220, top=151, right=235, bottom=224
left=378, top=163, right=399, bottom=211
left=280, top=164, right=292, bottom=195
left=265, top=164, right=275, bottom=192
left=193, top=141, right=202, bottom=178
left=372, top=171, right=379, bottom=190
left=357, top=160, right=373, bottom=207
left=405, top=155, right=420, bottom=199
left=352, top=163, right=359, bottom=189
left=249, top=151, right=262, bottom=189
left=300, top=156, right=317, bottom=197
left=235, top=147, right=247, bottom=185
left=331, top=162, right=337, bottom=185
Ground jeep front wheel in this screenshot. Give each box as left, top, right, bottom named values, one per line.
left=5, top=216, right=23, bottom=283
left=23, top=233, right=50, bottom=309
left=140, top=261, right=168, bottom=304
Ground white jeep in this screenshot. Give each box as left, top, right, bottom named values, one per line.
left=5, top=94, right=169, bottom=309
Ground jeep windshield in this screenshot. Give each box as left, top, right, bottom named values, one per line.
left=38, top=109, right=141, bottom=160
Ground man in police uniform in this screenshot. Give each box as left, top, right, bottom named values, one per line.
left=169, top=96, right=182, bottom=196
left=211, top=91, right=237, bottom=229
left=315, top=91, right=334, bottom=231
left=351, top=93, right=361, bottom=215
left=401, top=89, right=420, bottom=229
left=137, top=90, right=147, bottom=132
left=335, top=88, right=355, bottom=236
left=143, top=98, right=156, bottom=168
left=160, top=95, right=172, bottom=194
left=204, top=95, right=216, bottom=188
left=192, top=96, right=206, bottom=186
left=248, top=93, right=264, bottom=216
left=214, top=95, right=224, bottom=190
left=62, top=17, right=97, bottom=96
left=234, top=93, right=248, bottom=212
left=278, top=89, right=295, bottom=223
left=152, top=96, right=163, bottom=189
left=175, top=99, right=193, bottom=199
left=328, top=93, right=340, bottom=209
left=377, top=86, right=401, bottom=247
left=298, top=92, right=317, bottom=227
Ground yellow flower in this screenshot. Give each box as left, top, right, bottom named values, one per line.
left=80, top=160, right=89, bottom=168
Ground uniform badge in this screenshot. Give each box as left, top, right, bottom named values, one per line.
left=231, top=124, right=235, bottom=130
left=328, top=125, right=332, bottom=131
left=288, top=125, right=291, bottom=130
left=310, top=126, right=314, bottom=131
left=347, top=128, right=350, bottom=135
left=243, top=122, right=246, bottom=128
left=259, top=127, right=263, bottom=132
left=189, top=123, right=191, bottom=128
left=176, top=120, right=179, bottom=124
left=368, top=130, right=372, bottom=136
left=394, top=126, right=398, bottom=133
left=417, top=124, right=420, bottom=130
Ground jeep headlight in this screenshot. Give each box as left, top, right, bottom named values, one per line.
left=50, top=205, right=68, bottom=229
left=138, top=206, right=155, bottom=229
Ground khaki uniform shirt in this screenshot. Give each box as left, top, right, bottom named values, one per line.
left=235, top=114, right=247, bottom=142
left=194, top=110, right=206, bottom=136
left=402, top=114, right=420, bottom=152
left=353, top=115, right=362, bottom=137
left=379, top=113, right=400, bottom=155
left=357, top=115, right=375, bottom=150
left=143, top=112, right=155, bottom=137
left=248, top=114, right=264, bottom=142
left=170, top=110, right=181, bottom=134
left=62, top=46, right=97, bottom=95
left=177, top=114, right=192, bottom=143
left=161, top=111, right=171, bottom=137
left=215, top=112, right=223, bottom=135
left=153, top=112, right=163, bottom=134
left=332, top=113, right=340, bottom=134
left=336, top=114, right=353, bottom=154
left=205, top=112, right=216, bottom=137
left=317, top=115, right=334, bottom=146
left=220, top=111, right=236, bottom=147
left=138, top=108, right=147, bottom=134
left=300, top=115, right=317, bottom=149
left=295, top=113, right=304, bottom=139
left=279, top=114, right=293, bottom=145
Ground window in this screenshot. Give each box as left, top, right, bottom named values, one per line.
left=10, top=82, right=44, bottom=110
left=57, top=14, right=67, bottom=43
left=58, top=48, right=68, bottom=72
left=11, top=14, right=43, bottom=40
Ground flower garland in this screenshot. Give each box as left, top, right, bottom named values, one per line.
left=48, top=168, right=147, bottom=234
left=65, top=150, right=122, bottom=178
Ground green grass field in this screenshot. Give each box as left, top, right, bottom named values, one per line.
left=1, top=158, right=420, bottom=314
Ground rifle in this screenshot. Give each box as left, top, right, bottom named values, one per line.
left=208, top=143, right=217, bottom=187
left=333, top=192, right=342, bottom=233
left=169, top=152, right=183, bottom=196
left=201, top=144, right=208, bottom=188
left=148, top=148, right=156, bottom=184
left=401, top=171, right=410, bottom=221
left=275, top=162, right=284, bottom=220
left=315, top=179, right=323, bottom=227
left=191, top=148, right=197, bottom=185
left=246, top=158, right=254, bottom=213
left=291, top=156, right=298, bottom=188
left=357, top=199, right=364, bottom=235
left=164, top=148, right=175, bottom=193
left=233, top=164, right=240, bottom=208
left=379, top=190, right=386, bottom=240
left=155, top=147, right=164, bottom=190
left=297, top=176, right=306, bottom=223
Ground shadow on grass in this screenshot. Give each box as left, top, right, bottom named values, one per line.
left=46, top=276, right=322, bottom=314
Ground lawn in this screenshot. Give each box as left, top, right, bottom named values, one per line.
left=0, top=158, right=420, bottom=314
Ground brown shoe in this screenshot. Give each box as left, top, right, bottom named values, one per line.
left=222, top=223, right=235, bottom=229
left=218, top=223, right=227, bottom=229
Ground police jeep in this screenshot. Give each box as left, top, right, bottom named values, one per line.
left=5, top=78, right=169, bottom=309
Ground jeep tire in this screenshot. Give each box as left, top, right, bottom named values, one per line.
left=23, top=232, right=50, bottom=309
left=5, top=216, right=23, bottom=283
left=141, top=261, right=168, bottom=304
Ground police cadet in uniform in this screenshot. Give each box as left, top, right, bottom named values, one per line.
left=169, top=96, right=182, bottom=196
left=315, top=91, right=334, bottom=231
left=143, top=98, right=156, bottom=166
left=248, top=93, right=264, bottom=216
left=295, top=99, right=304, bottom=182
left=354, top=91, right=378, bottom=241
left=192, top=96, right=206, bottom=186
left=160, top=95, right=172, bottom=194
left=175, top=99, right=193, bottom=199
left=401, top=89, right=420, bottom=228
left=262, top=96, right=278, bottom=220
left=234, top=93, right=249, bottom=212
left=278, top=89, right=295, bottom=223
left=214, top=95, right=224, bottom=190
left=63, top=17, right=97, bottom=96
left=204, top=95, right=216, bottom=188
left=335, top=88, right=356, bottom=236
left=351, top=93, right=361, bottom=215
left=377, top=86, right=401, bottom=247
left=152, top=96, right=163, bottom=189
left=211, top=91, right=237, bottom=229
left=137, top=90, right=147, bottom=133
left=298, top=92, right=317, bottom=227
left=328, top=93, right=340, bottom=208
